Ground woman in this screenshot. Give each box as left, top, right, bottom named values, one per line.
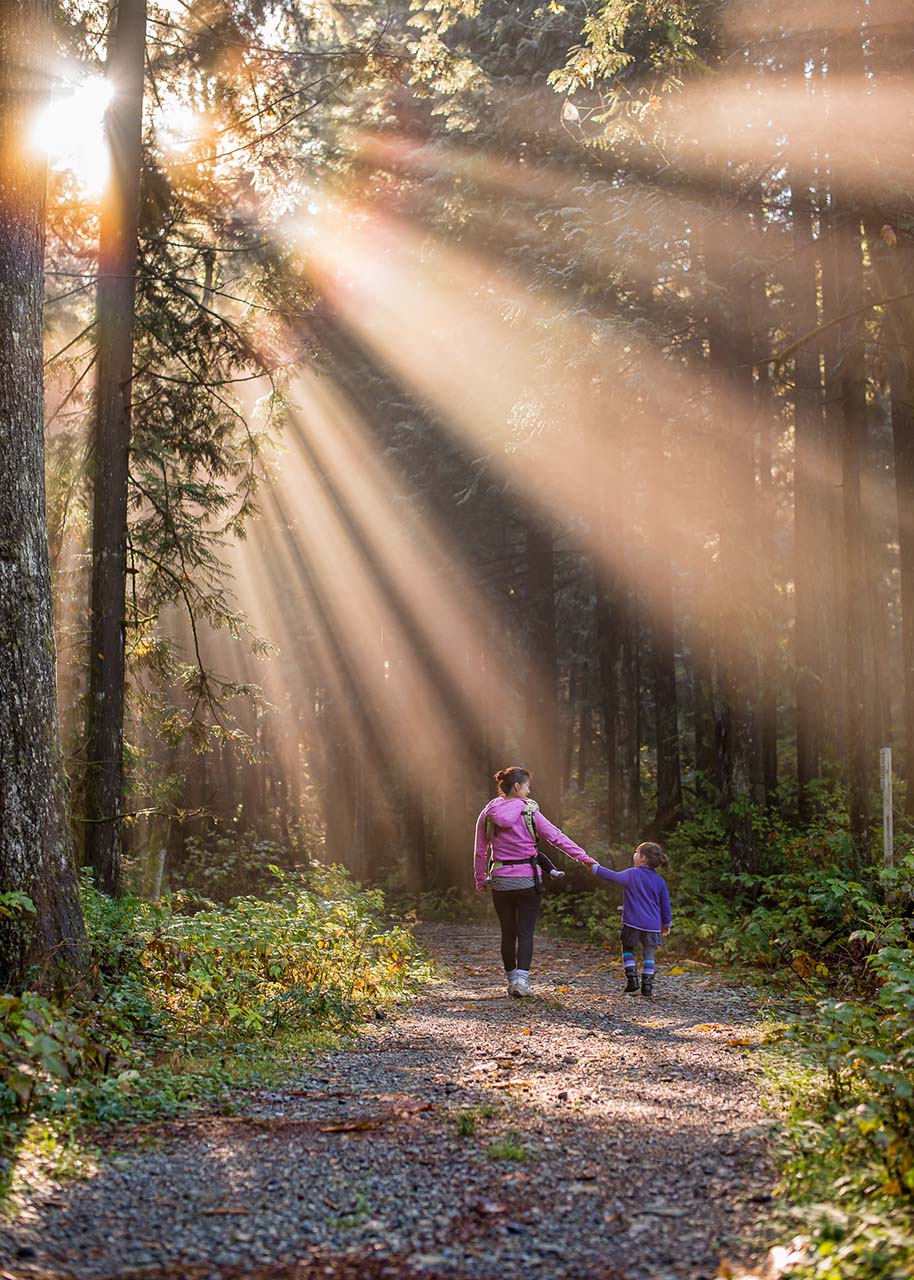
left=474, top=766, right=596, bottom=997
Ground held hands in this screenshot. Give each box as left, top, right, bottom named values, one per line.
left=589, top=862, right=601, bottom=875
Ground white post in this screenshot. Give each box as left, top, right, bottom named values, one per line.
left=880, top=747, right=894, bottom=867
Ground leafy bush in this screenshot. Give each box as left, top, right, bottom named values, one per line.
left=0, top=866, right=429, bottom=1152
left=175, top=830, right=296, bottom=901
left=765, top=858, right=914, bottom=1279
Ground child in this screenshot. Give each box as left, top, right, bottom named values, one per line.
left=589, top=842, right=672, bottom=998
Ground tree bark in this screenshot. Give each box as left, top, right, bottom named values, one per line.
left=594, top=566, right=623, bottom=839
left=752, top=242, right=779, bottom=807
left=829, top=20, right=871, bottom=857
left=84, top=0, right=147, bottom=895
left=706, top=212, right=762, bottom=872
left=646, top=427, right=682, bottom=834
left=791, top=188, right=824, bottom=817
left=524, top=516, right=561, bottom=820
left=890, top=355, right=914, bottom=815
left=0, top=0, right=87, bottom=985
left=621, top=599, right=641, bottom=834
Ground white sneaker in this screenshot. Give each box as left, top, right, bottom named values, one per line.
left=511, top=976, right=531, bottom=997
left=506, top=969, right=518, bottom=996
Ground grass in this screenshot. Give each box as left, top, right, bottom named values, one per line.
left=485, top=1128, right=528, bottom=1161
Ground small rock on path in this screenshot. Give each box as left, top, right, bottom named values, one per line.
left=0, top=922, right=774, bottom=1280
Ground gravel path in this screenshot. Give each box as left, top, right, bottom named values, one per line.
left=0, top=923, right=775, bottom=1280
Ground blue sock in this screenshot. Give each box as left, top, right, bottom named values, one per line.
left=622, top=950, right=636, bottom=974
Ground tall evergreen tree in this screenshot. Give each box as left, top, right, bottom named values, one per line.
left=0, top=0, right=86, bottom=983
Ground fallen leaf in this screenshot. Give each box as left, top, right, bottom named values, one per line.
left=320, top=1118, right=384, bottom=1133
left=490, top=1079, right=532, bottom=1089
left=668, top=966, right=686, bottom=975
left=726, top=1037, right=754, bottom=1047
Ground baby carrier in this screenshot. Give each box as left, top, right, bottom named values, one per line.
left=484, top=799, right=564, bottom=892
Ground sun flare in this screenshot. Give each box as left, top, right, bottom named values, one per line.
left=31, top=69, right=112, bottom=194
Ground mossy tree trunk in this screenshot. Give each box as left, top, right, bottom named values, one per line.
left=0, top=0, right=86, bottom=987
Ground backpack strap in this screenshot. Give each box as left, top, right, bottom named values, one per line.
left=522, top=799, right=541, bottom=849
left=484, top=800, right=552, bottom=894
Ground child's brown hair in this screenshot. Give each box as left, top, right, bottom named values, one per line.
left=636, top=841, right=670, bottom=870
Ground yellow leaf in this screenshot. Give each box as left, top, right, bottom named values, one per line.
left=521, top=1028, right=532, bottom=1035
left=668, top=967, right=686, bottom=975
left=726, top=1037, right=753, bottom=1047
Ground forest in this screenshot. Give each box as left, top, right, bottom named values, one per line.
left=1, top=1, right=914, bottom=1278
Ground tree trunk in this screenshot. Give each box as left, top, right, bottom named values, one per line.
left=829, top=17, right=870, bottom=855
left=577, top=701, right=592, bottom=791
left=84, top=0, right=147, bottom=895
left=562, top=662, right=577, bottom=793
left=646, top=428, right=682, bottom=834
left=791, top=188, right=824, bottom=817
left=524, top=516, right=561, bottom=821
left=621, top=601, right=641, bottom=834
left=706, top=213, right=762, bottom=872
left=0, top=0, right=86, bottom=985
left=891, top=355, right=914, bottom=815
left=594, top=566, right=623, bottom=839
left=752, top=256, right=779, bottom=807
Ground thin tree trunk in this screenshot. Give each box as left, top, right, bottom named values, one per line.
left=753, top=254, right=779, bottom=807
left=792, top=188, right=824, bottom=817
left=829, top=17, right=870, bottom=854
left=84, top=0, right=147, bottom=895
left=595, top=567, right=623, bottom=839
left=647, top=428, right=682, bottom=834
left=706, top=210, right=762, bottom=872
left=0, top=0, right=86, bottom=985
left=890, top=355, right=914, bottom=815
left=621, top=601, right=641, bottom=834
left=525, top=516, right=561, bottom=820
left=562, top=662, right=577, bottom=793
left=578, top=701, right=592, bottom=791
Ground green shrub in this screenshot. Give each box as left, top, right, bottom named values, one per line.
left=0, top=865, right=429, bottom=1160
left=767, top=862, right=914, bottom=1280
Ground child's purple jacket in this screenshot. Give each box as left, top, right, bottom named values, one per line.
left=593, top=865, right=672, bottom=932
left=473, top=797, right=595, bottom=891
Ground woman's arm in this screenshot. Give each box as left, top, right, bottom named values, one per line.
left=533, top=812, right=596, bottom=866
left=474, top=810, right=489, bottom=891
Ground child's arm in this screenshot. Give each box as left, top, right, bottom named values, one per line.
left=590, top=865, right=631, bottom=884
left=473, top=811, right=489, bottom=892
left=660, top=880, right=672, bottom=933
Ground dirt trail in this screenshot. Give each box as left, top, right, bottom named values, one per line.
left=0, top=923, right=775, bottom=1280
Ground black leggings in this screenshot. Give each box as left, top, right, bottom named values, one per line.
left=492, top=887, right=541, bottom=971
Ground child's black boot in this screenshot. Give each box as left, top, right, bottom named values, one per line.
left=640, top=974, right=654, bottom=999
left=624, top=971, right=639, bottom=994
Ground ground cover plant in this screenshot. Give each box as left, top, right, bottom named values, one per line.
left=0, top=866, right=430, bottom=1200
left=538, top=794, right=914, bottom=1280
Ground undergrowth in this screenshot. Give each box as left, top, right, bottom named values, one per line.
left=0, top=864, right=430, bottom=1202
left=543, top=788, right=914, bottom=1280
